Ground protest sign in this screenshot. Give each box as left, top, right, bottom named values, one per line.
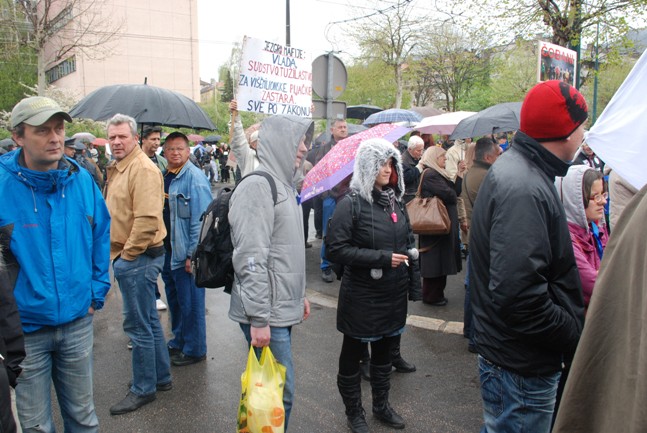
left=537, top=41, right=577, bottom=86
left=236, top=36, right=312, bottom=117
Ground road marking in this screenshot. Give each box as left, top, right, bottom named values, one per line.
left=306, top=289, right=464, bottom=336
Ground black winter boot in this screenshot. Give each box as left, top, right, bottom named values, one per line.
left=337, top=373, right=370, bottom=433
left=391, top=337, right=416, bottom=373
left=370, top=363, right=405, bottom=429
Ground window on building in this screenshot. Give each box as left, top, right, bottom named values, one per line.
left=46, top=56, right=76, bottom=83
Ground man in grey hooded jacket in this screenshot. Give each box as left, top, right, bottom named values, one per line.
left=228, top=114, right=313, bottom=431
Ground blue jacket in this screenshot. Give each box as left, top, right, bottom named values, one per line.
left=167, top=162, right=212, bottom=270
left=0, top=150, right=111, bottom=333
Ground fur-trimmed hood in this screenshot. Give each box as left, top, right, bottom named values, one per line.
left=350, top=138, right=404, bottom=203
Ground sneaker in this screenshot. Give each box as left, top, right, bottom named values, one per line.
left=322, top=268, right=334, bottom=283
left=305, top=242, right=313, bottom=249
left=127, top=340, right=133, bottom=350
left=315, top=233, right=323, bottom=240
left=156, top=299, right=167, bottom=311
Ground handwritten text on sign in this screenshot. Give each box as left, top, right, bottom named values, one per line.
left=237, top=37, right=312, bottom=117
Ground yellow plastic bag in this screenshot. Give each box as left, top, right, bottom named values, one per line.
left=237, top=346, right=287, bottom=433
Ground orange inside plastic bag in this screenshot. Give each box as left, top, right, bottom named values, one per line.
left=237, top=346, right=286, bottom=433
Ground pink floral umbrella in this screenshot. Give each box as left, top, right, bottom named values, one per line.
left=301, top=123, right=411, bottom=202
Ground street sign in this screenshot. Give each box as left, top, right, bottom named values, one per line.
left=311, top=54, right=347, bottom=99
left=312, top=100, right=346, bottom=119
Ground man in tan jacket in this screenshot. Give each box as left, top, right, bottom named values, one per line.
left=104, top=114, right=172, bottom=415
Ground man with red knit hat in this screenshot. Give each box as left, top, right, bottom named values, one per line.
left=469, top=80, right=587, bottom=433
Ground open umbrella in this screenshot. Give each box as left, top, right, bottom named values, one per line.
left=301, top=123, right=411, bottom=202
left=346, top=105, right=383, bottom=121
left=362, top=108, right=422, bottom=126
left=414, top=111, right=476, bottom=135
left=203, top=135, right=222, bottom=143
left=69, top=84, right=217, bottom=130
left=72, top=132, right=97, bottom=144
left=449, top=102, right=522, bottom=140
left=92, top=138, right=108, bottom=146
left=187, top=134, right=204, bottom=142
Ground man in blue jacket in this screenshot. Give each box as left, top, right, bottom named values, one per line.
left=0, top=96, right=111, bottom=432
left=160, top=132, right=213, bottom=367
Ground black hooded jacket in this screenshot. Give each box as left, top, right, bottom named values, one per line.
left=326, top=139, right=421, bottom=337
left=469, top=131, right=585, bottom=376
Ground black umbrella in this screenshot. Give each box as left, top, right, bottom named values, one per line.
left=69, top=84, right=217, bottom=130
left=449, top=102, right=522, bottom=140
left=346, top=105, right=383, bottom=121
left=203, top=135, right=222, bottom=143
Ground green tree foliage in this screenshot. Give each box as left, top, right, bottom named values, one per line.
left=346, top=0, right=424, bottom=108
left=220, top=70, right=234, bottom=102
left=344, top=59, right=411, bottom=109
left=0, top=50, right=37, bottom=112
left=411, top=27, right=491, bottom=111
left=580, top=56, right=635, bottom=124
left=460, top=40, right=538, bottom=111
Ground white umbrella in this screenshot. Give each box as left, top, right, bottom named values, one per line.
left=414, top=111, right=476, bottom=135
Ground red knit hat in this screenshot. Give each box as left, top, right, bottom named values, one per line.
left=520, top=80, right=588, bottom=142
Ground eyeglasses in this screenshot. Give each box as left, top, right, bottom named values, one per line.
left=164, top=147, right=187, bottom=153
left=589, top=192, right=608, bottom=204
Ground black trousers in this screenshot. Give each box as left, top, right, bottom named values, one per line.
left=0, top=365, right=17, bottom=433
left=338, top=335, right=396, bottom=376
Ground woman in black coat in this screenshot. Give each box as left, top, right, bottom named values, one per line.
left=0, top=246, right=25, bottom=433
left=327, top=138, right=421, bottom=433
left=418, top=146, right=465, bottom=305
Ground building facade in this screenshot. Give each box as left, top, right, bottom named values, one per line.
left=45, top=0, right=200, bottom=101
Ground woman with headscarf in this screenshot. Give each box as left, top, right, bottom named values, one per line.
left=417, top=146, right=466, bottom=305
left=552, top=165, right=609, bottom=426
left=327, top=138, right=421, bottom=433
left=555, top=165, right=608, bottom=309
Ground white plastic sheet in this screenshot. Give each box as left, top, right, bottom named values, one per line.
left=586, top=49, right=647, bottom=190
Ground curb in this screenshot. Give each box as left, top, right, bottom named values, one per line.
left=306, top=288, right=464, bottom=336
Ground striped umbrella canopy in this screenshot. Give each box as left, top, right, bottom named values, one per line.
left=362, top=108, right=422, bottom=126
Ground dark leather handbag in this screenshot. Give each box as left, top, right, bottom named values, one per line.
left=406, top=170, right=451, bottom=235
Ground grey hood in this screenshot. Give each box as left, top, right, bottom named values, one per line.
left=257, top=115, right=314, bottom=186
left=350, top=138, right=404, bottom=203
left=555, top=164, right=589, bottom=230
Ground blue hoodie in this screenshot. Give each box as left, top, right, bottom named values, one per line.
left=0, top=150, right=111, bottom=333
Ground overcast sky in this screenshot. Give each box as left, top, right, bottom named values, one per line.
left=197, top=0, right=369, bottom=80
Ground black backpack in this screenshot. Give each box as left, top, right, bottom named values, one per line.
left=192, top=171, right=277, bottom=292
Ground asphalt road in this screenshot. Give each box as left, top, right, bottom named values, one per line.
left=43, top=183, right=483, bottom=432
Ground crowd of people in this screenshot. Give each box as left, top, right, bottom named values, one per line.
left=0, top=77, right=643, bottom=433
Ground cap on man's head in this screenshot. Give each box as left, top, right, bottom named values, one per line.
left=11, top=96, right=72, bottom=129
left=520, top=80, right=588, bottom=142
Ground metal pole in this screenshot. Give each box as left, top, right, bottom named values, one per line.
left=326, top=52, right=334, bottom=132
left=592, top=22, right=600, bottom=124
left=286, top=0, right=291, bottom=47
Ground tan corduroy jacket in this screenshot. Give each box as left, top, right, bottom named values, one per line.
left=105, top=145, right=166, bottom=261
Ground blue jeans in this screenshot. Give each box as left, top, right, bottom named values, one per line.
left=240, top=324, right=294, bottom=432
left=320, top=196, right=337, bottom=271
left=114, top=254, right=171, bottom=396
left=478, top=355, right=560, bottom=433
left=16, top=314, right=98, bottom=433
left=162, top=254, right=207, bottom=357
